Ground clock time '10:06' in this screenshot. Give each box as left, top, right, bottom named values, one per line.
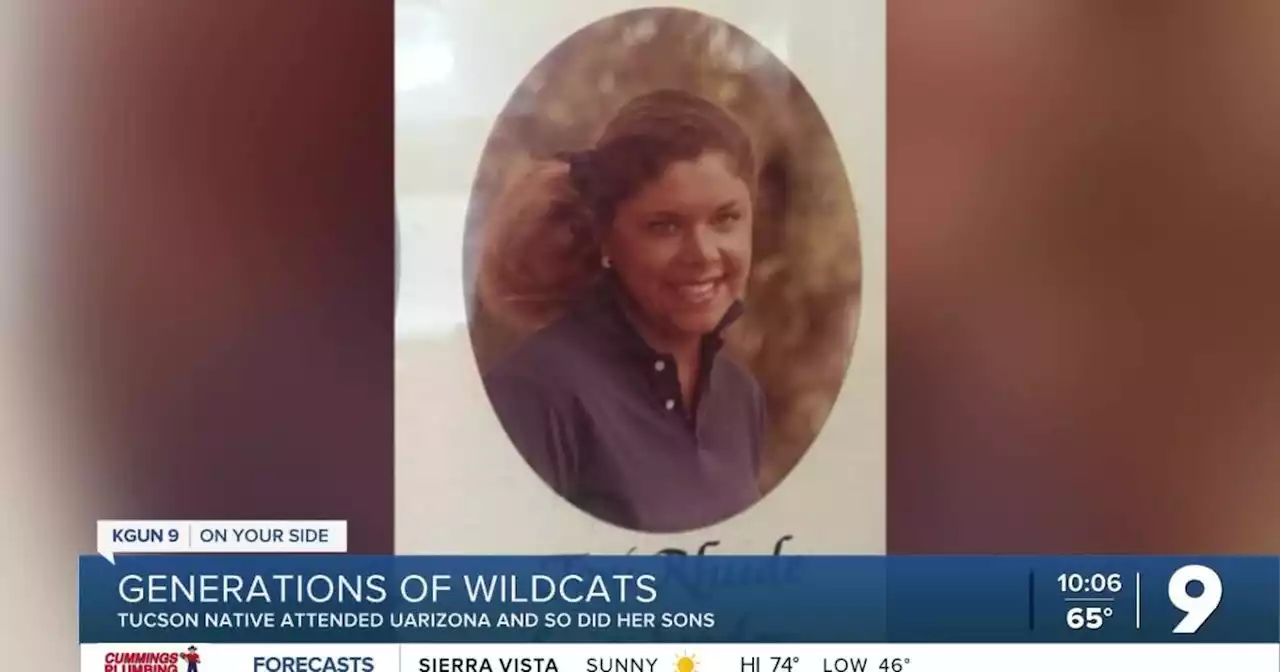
left=1058, top=573, right=1123, bottom=593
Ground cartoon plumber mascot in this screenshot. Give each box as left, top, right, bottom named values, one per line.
left=180, top=645, right=201, bottom=672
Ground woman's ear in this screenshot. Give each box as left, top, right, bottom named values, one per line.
left=597, top=235, right=613, bottom=267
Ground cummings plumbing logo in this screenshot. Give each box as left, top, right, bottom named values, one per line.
left=104, top=645, right=201, bottom=672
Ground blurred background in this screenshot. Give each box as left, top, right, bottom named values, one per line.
left=4, top=1, right=392, bottom=666
left=888, top=0, right=1280, bottom=553
left=463, top=7, right=861, bottom=494
left=39, top=0, right=394, bottom=547
left=5, top=0, right=1280, bottom=665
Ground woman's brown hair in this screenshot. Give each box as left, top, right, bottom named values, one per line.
left=477, top=89, right=756, bottom=331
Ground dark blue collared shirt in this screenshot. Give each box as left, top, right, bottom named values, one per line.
left=483, top=274, right=765, bottom=533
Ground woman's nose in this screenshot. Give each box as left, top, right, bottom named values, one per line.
left=678, top=223, right=719, bottom=264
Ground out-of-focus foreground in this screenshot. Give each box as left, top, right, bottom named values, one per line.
left=890, top=0, right=1280, bottom=552
left=5, top=1, right=394, bottom=666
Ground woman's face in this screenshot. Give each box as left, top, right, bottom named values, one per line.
left=604, top=151, right=753, bottom=341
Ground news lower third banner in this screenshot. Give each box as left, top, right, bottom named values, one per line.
left=81, top=643, right=1280, bottom=672
left=80, top=555, right=1280, bottom=644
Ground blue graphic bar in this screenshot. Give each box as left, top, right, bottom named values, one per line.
left=78, top=555, right=1279, bottom=643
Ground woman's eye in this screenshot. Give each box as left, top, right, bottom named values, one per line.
left=714, top=211, right=741, bottom=226
left=647, top=219, right=679, bottom=234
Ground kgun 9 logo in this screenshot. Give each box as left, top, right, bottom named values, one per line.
left=1168, top=564, right=1222, bottom=634
left=1063, top=564, right=1225, bottom=635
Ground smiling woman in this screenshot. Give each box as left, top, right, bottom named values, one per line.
left=481, top=91, right=764, bottom=533
left=464, top=7, right=862, bottom=534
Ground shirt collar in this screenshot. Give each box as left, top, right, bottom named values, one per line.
left=577, top=271, right=745, bottom=361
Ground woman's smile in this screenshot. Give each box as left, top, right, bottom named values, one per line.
left=671, top=276, right=725, bottom=305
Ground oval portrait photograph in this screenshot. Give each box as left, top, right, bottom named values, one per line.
left=464, top=7, right=862, bottom=534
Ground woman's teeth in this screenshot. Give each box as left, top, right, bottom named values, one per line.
left=676, top=280, right=718, bottom=303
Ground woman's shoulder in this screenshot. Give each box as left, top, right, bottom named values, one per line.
left=712, top=352, right=762, bottom=394
left=482, top=312, right=600, bottom=395
left=710, top=351, right=766, bottom=421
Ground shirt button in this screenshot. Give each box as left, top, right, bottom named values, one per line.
left=654, top=360, right=665, bottom=372
left=665, top=399, right=676, bottom=411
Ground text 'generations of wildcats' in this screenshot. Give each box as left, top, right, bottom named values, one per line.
left=116, top=573, right=660, bottom=604
left=117, top=610, right=717, bottom=630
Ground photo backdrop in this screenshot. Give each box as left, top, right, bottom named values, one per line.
left=396, top=0, right=884, bottom=554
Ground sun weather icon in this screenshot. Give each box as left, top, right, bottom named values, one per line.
left=675, top=652, right=698, bottom=672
